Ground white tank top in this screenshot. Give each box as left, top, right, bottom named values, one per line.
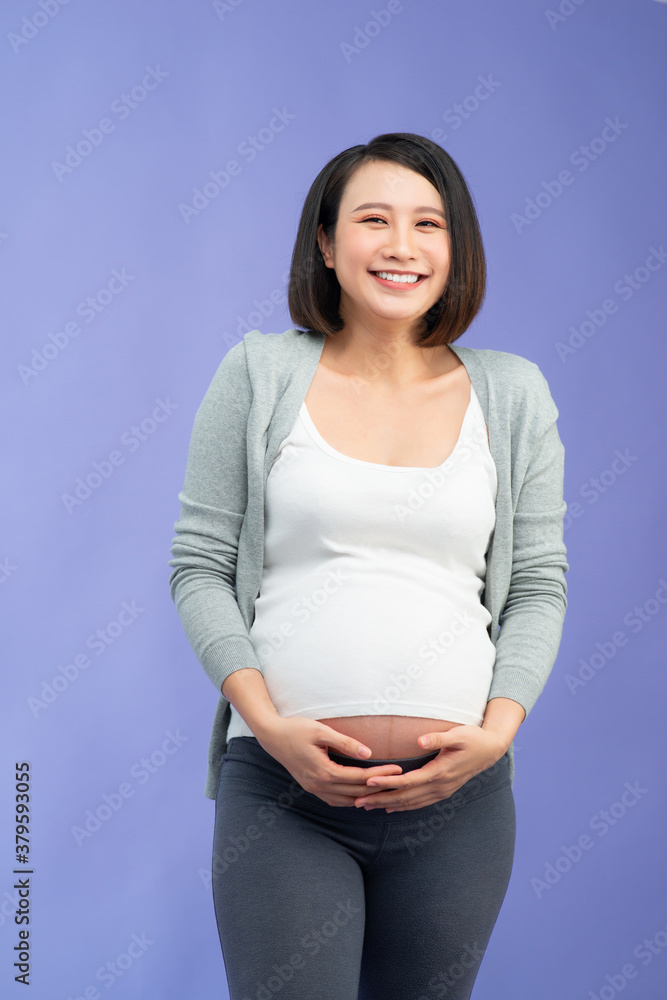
left=228, top=381, right=498, bottom=739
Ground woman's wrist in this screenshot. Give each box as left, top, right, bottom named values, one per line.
left=481, top=697, right=526, bottom=753
left=221, top=667, right=282, bottom=736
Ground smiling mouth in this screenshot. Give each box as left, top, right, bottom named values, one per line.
left=370, top=271, right=427, bottom=286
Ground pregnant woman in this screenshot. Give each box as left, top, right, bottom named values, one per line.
left=168, top=131, right=569, bottom=999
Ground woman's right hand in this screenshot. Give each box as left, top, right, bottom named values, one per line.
left=254, top=716, right=404, bottom=808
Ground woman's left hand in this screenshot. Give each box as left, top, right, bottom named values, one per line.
left=354, top=725, right=507, bottom=812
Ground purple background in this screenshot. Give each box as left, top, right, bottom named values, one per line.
left=2, top=1, right=666, bottom=997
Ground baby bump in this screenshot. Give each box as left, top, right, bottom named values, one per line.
left=315, top=714, right=467, bottom=758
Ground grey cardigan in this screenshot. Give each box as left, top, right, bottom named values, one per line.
left=168, top=327, right=569, bottom=799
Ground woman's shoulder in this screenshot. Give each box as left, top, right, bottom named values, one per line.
left=238, top=326, right=321, bottom=369
left=452, top=342, right=545, bottom=379
left=453, top=343, right=560, bottom=424
left=241, top=325, right=320, bottom=350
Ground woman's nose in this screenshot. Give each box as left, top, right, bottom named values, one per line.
left=380, top=224, right=418, bottom=258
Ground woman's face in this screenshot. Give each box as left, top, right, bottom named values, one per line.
left=317, top=159, right=451, bottom=335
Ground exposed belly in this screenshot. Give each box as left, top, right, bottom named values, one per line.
left=316, top=715, right=467, bottom=758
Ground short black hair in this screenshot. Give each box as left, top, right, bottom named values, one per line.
left=288, top=132, right=486, bottom=346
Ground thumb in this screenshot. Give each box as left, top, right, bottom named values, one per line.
left=316, top=722, right=372, bottom=758
left=418, top=729, right=464, bottom=751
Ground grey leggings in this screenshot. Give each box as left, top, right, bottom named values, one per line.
left=212, top=736, right=515, bottom=1000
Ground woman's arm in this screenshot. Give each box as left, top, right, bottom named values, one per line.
left=486, top=409, right=569, bottom=719
left=168, top=340, right=265, bottom=694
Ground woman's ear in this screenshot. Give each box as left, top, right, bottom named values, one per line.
left=317, top=224, right=333, bottom=268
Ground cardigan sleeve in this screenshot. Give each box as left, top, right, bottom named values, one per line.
left=168, top=341, right=264, bottom=694
left=486, top=393, right=569, bottom=717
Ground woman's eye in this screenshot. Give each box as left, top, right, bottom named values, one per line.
left=360, top=216, right=441, bottom=228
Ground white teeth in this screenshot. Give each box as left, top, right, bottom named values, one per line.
left=374, top=271, right=421, bottom=284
